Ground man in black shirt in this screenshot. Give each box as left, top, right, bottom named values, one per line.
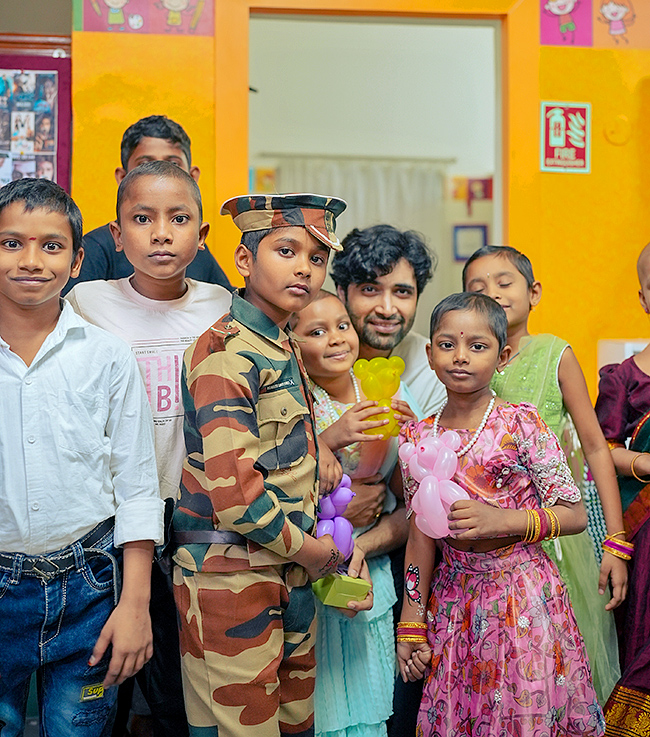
left=63, top=115, right=231, bottom=295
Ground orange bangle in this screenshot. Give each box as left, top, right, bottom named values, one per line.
left=631, top=454, right=650, bottom=484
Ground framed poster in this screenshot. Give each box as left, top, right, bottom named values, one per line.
left=0, top=55, right=71, bottom=191
left=453, top=224, right=488, bottom=262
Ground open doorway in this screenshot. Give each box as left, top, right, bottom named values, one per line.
left=249, top=15, right=500, bottom=336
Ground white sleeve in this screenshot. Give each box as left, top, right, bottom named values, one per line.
left=106, top=349, right=164, bottom=546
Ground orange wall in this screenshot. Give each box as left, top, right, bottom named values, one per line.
left=71, top=0, right=650, bottom=394
left=70, top=32, right=218, bottom=255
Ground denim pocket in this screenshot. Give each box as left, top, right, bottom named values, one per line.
left=0, top=569, right=13, bottom=601
left=80, top=551, right=116, bottom=593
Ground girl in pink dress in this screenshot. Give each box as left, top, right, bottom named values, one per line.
left=396, top=292, right=604, bottom=736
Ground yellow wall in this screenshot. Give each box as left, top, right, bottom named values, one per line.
left=71, top=0, right=650, bottom=394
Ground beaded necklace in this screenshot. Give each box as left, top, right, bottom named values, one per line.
left=432, top=389, right=497, bottom=457
left=312, top=369, right=361, bottom=421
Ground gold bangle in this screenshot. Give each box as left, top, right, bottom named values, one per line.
left=602, top=539, right=632, bottom=561
left=397, top=635, right=428, bottom=643
left=532, top=510, right=542, bottom=543
left=546, top=509, right=561, bottom=540
left=544, top=509, right=556, bottom=540
left=526, top=509, right=535, bottom=543
left=397, top=621, right=428, bottom=628
left=607, top=530, right=627, bottom=540
left=631, top=454, right=650, bottom=483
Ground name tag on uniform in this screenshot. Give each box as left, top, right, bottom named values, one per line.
left=259, top=378, right=296, bottom=394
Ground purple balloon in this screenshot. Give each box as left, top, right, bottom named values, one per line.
left=333, top=516, right=354, bottom=559
left=330, top=485, right=355, bottom=506
left=316, top=519, right=335, bottom=538
left=340, top=474, right=352, bottom=488
left=319, top=495, right=337, bottom=520
left=433, top=447, right=458, bottom=481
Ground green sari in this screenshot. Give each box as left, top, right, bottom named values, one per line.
left=492, top=333, right=620, bottom=706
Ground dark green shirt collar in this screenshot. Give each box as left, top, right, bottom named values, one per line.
left=230, top=289, right=288, bottom=347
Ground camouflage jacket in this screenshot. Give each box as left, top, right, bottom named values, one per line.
left=173, top=291, right=319, bottom=573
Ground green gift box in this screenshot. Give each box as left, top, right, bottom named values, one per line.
left=312, top=573, right=372, bottom=608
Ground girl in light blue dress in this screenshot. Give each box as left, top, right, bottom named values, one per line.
left=291, top=290, right=417, bottom=737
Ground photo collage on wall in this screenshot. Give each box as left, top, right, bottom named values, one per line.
left=0, top=70, right=58, bottom=187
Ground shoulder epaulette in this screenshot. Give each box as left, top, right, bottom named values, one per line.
left=208, top=320, right=240, bottom=351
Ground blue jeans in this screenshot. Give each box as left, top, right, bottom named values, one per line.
left=0, top=525, right=121, bottom=737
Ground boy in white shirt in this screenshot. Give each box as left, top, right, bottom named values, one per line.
left=66, top=160, right=231, bottom=736
left=0, top=179, right=164, bottom=736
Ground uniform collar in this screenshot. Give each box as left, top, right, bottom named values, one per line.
left=230, top=289, right=290, bottom=348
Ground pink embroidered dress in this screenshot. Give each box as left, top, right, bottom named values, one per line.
left=400, top=402, right=605, bottom=737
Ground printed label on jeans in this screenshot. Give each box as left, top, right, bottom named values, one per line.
left=80, top=683, right=104, bottom=702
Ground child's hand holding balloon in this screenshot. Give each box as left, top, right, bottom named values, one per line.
left=398, top=430, right=470, bottom=539
left=353, top=356, right=406, bottom=438
left=319, top=401, right=390, bottom=451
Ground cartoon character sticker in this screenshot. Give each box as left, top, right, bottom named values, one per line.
left=545, top=0, right=579, bottom=42
left=541, top=0, right=593, bottom=46
left=80, top=0, right=212, bottom=34
left=598, top=0, right=635, bottom=43
left=84, top=0, right=149, bottom=33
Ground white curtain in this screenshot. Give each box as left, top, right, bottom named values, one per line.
left=275, top=155, right=450, bottom=335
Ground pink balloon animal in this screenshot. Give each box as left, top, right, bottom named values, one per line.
left=398, top=430, right=470, bottom=539
left=316, top=474, right=355, bottom=559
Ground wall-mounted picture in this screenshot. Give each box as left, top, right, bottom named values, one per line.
left=453, top=224, right=488, bottom=262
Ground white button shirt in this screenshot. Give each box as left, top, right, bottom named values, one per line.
left=0, top=302, right=164, bottom=555
left=392, top=331, right=447, bottom=419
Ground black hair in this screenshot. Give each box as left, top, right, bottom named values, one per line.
left=120, top=115, right=192, bottom=169
left=240, top=228, right=273, bottom=258
left=330, top=224, right=434, bottom=297
left=462, top=245, right=535, bottom=289
left=429, top=292, right=508, bottom=352
left=0, top=178, right=83, bottom=258
left=116, top=160, right=203, bottom=222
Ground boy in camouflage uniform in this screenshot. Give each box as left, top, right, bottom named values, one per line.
left=173, top=194, right=371, bottom=737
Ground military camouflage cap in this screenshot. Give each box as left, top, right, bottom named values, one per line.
left=220, top=193, right=347, bottom=251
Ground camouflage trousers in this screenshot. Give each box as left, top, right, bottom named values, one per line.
left=173, top=563, right=316, bottom=737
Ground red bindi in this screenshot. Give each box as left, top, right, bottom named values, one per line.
left=28, top=237, right=37, bottom=241
left=460, top=331, right=464, bottom=336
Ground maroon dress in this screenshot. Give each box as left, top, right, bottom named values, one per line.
left=595, top=357, right=650, bottom=733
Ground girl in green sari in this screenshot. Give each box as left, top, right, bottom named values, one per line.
left=462, top=245, right=625, bottom=706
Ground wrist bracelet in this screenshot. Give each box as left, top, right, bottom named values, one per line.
left=544, top=508, right=561, bottom=540
left=602, top=535, right=634, bottom=561
left=630, top=453, right=650, bottom=483
left=607, top=530, right=626, bottom=539
left=397, top=621, right=427, bottom=629
left=397, top=634, right=427, bottom=642
left=523, top=509, right=542, bottom=543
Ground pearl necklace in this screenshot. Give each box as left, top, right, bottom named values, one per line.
left=432, top=390, right=496, bottom=457
left=313, top=369, right=361, bottom=420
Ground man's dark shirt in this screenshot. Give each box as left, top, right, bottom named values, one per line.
left=62, top=223, right=233, bottom=296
